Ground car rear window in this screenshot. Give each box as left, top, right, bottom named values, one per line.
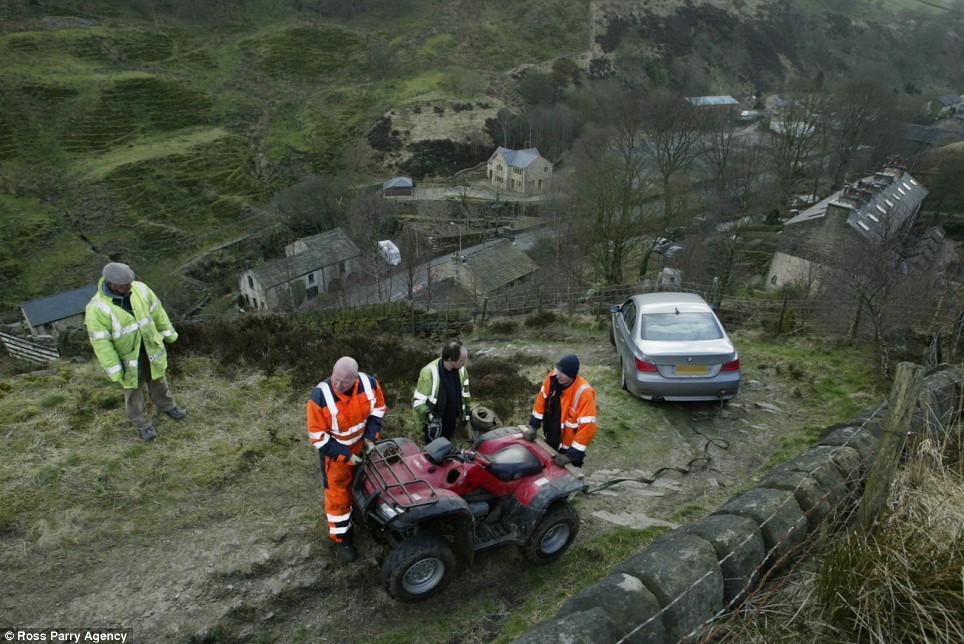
left=640, top=312, right=724, bottom=341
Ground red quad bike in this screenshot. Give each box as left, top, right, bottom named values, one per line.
left=352, top=426, right=587, bottom=602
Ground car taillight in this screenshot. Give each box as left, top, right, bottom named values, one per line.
left=634, top=356, right=658, bottom=372
left=722, top=357, right=740, bottom=371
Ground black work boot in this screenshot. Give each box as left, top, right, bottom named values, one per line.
left=336, top=542, right=357, bottom=563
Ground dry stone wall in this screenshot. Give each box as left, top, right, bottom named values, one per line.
left=514, top=365, right=963, bottom=643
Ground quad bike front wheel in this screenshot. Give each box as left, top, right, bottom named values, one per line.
left=520, top=501, right=579, bottom=564
left=381, top=534, right=456, bottom=602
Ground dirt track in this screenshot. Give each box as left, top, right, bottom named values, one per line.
left=1, top=330, right=877, bottom=642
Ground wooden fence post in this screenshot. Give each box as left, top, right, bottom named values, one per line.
left=855, top=361, right=923, bottom=534
left=775, top=285, right=789, bottom=336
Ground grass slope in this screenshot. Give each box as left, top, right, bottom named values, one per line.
left=0, top=1, right=592, bottom=317
left=0, top=318, right=890, bottom=640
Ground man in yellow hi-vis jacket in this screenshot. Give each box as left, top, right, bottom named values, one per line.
left=85, top=262, right=186, bottom=441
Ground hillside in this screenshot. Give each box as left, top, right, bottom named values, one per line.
left=0, top=0, right=960, bottom=317
left=0, top=316, right=892, bottom=641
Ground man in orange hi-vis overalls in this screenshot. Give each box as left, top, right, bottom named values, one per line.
left=307, top=356, right=387, bottom=563
left=523, top=354, right=597, bottom=468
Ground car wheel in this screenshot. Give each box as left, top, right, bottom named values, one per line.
left=381, top=534, right=456, bottom=602
left=520, top=501, right=579, bottom=564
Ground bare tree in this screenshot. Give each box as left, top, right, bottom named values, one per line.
left=640, top=89, right=707, bottom=228
left=705, top=108, right=737, bottom=204
left=568, top=90, right=656, bottom=285
left=821, top=217, right=938, bottom=377
left=524, top=103, right=579, bottom=162
left=397, top=225, right=433, bottom=302
left=766, top=87, right=828, bottom=205
left=272, top=175, right=353, bottom=238
left=827, top=78, right=896, bottom=187
left=346, top=191, right=396, bottom=303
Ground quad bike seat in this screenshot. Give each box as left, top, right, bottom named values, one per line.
left=486, top=444, right=543, bottom=481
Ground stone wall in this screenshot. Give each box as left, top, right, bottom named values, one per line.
left=514, top=365, right=963, bottom=643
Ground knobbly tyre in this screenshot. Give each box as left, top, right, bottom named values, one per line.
left=352, top=426, right=587, bottom=602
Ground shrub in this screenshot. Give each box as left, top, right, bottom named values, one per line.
left=524, top=310, right=558, bottom=328
left=485, top=320, right=518, bottom=335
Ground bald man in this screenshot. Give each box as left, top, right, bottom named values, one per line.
left=306, top=356, right=387, bottom=563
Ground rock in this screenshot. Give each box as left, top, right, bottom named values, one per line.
left=753, top=401, right=784, bottom=414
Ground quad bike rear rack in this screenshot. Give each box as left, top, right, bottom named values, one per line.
left=364, top=439, right=438, bottom=509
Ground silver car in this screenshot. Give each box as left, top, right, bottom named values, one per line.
left=610, top=293, right=740, bottom=401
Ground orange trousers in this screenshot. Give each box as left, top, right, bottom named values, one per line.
left=323, top=456, right=356, bottom=543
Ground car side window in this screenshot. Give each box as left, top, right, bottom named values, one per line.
left=621, top=301, right=636, bottom=330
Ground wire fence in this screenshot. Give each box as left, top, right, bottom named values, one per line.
left=619, top=401, right=886, bottom=643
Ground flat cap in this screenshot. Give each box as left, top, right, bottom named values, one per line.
left=102, top=262, right=135, bottom=285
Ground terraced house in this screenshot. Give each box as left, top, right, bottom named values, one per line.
left=766, top=160, right=937, bottom=292
left=486, top=147, right=552, bottom=194
left=239, top=227, right=361, bottom=312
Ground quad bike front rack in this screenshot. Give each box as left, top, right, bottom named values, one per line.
left=364, top=439, right=439, bottom=510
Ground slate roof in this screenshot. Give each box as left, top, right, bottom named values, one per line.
left=905, top=124, right=949, bottom=146
left=785, top=167, right=928, bottom=241
left=21, top=284, right=97, bottom=327
left=461, top=240, right=537, bottom=293
left=383, top=176, right=413, bottom=189
left=841, top=170, right=927, bottom=242
left=685, top=95, right=739, bottom=107
left=937, top=93, right=962, bottom=107
left=250, top=228, right=360, bottom=289
left=489, top=146, right=542, bottom=169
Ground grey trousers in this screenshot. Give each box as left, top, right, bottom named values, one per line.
left=124, top=351, right=176, bottom=431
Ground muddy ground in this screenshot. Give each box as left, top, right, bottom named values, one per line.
left=1, top=331, right=877, bottom=643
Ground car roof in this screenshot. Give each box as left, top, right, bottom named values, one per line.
left=626, top=292, right=712, bottom=314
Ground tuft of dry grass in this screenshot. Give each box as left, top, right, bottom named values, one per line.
left=705, top=424, right=964, bottom=643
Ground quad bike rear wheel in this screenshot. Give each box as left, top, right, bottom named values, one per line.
left=520, top=501, right=579, bottom=564
left=382, top=534, right=456, bottom=602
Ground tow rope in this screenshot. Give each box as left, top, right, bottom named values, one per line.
left=581, top=425, right=729, bottom=495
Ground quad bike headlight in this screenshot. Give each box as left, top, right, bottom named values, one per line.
left=375, top=501, right=404, bottom=522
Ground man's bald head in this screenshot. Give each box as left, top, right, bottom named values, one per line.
left=331, top=356, right=359, bottom=394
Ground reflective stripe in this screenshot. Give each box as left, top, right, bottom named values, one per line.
left=565, top=421, right=578, bottom=428
left=413, top=391, right=429, bottom=403
left=532, top=411, right=544, bottom=419
left=571, top=441, right=588, bottom=451
left=327, top=511, right=351, bottom=522
left=428, top=363, right=439, bottom=404
left=412, top=399, right=424, bottom=409
left=125, top=360, right=139, bottom=368
left=578, top=416, right=596, bottom=423
left=329, top=525, right=351, bottom=535
left=319, top=382, right=339, bottom=433
left=104, top=364, right=122, bottom=375
left=148, top=348, right=166, bottom=362
left=309, top=431, right=326, bottom=443
left=330, top=421, right=366, bottom=439
left=133, top=283, right=157, bottom=314
left=571, top=384, right=590, bottom=411
left=370, top=408, right=385, bottom=418
left=90, top=298, right=122, bottom=338
left=88, top=330, right=110, bottom=339
left=161, top=329, right=175, bottom=337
